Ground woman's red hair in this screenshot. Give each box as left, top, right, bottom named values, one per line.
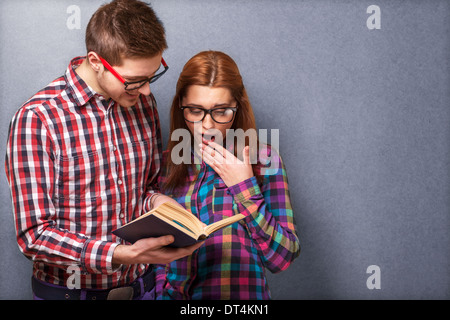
left=162, top=51, right=259, bottom=193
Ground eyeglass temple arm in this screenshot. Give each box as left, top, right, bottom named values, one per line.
left=98, top=54, right=167, bottom=83
left=161, top=57, right=168, bottom=68
left=98, top=55, right=126, bottom=84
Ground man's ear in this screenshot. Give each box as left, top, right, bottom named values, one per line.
left=87, top=51, right=102, bottom=72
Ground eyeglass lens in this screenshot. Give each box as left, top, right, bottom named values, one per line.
left=183, top=107, right=236, bottom=124
left=125, top=70, right=165, bottom=90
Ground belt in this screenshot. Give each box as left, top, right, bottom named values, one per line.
left=32, top=268, right=155, bottom=300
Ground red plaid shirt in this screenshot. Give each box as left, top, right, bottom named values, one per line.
left=5, top=57, right=162, bottom=289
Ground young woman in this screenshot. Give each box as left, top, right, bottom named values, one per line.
left=155, top=51, right=300, bottom=299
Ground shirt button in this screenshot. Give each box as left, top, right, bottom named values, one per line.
left=119, top=212, right=125, bottom=219
left=118, top=179, right=122, bottom=185
left=113, top=146, right=117, bottom=152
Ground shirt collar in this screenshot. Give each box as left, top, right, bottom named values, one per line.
left=64, top=56, right=100, bottom=107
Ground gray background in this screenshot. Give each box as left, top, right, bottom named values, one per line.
left=1, top=0, right=449, bottom=299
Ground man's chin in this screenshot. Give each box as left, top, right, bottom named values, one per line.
left=120, top=103, right=136, bottom=108
left=118, top=95, right=140, bottom=108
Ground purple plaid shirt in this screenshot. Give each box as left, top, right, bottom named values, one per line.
left=155, top=145, right=300, bottom=299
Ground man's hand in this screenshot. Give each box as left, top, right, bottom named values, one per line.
left=112, top=235, right=204, bottom=266
left=112, top=194, right=204, bottom=267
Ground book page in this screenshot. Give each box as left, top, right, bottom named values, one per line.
left=205, top=214, right=245, bottom=235
left=155, top=202, right=204, bottom=236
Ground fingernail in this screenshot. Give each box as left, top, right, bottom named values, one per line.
left=166, top=235, right=174, bottom=244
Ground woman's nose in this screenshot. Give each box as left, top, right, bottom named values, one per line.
left=202, top=113, right=215, bottom=129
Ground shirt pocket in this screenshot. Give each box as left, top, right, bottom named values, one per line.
left=212, top=179, right=235, bottom=218
left=55, top=150, right=101, bottom=201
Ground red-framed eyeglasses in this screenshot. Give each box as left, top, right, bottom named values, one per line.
left=97, top=54, right=169, bottom=91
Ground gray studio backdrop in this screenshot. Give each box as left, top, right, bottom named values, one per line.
left=0, top=0, right=449, bottom=299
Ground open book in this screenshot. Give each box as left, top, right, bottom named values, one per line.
left=112, top=202, right=245, bottom=247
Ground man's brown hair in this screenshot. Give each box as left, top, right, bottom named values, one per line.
left=86, top=0, right=167, bottom=65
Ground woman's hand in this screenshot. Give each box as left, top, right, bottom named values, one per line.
left=200, top=139, right=254, bottom=187
left=151, top=193, right=184, bottom=209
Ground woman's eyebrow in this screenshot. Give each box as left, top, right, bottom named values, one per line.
left=184, top=103, right=233, bottom=108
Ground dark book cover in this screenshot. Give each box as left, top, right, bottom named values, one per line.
left=112, top=214, right=204, bottom=248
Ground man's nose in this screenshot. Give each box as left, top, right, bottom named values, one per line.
left=137, top=83, right=151, bottom=96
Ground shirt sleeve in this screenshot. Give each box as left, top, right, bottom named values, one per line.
left=142, top=95, right=163, bottom=213
left=227, top=146, right=300, bottom=273
left=5, top=107, right=118, bottom=275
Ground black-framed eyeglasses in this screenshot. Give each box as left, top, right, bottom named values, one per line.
left=98, top=54, right=169, bottom=91
left=181, top=106, right=237, bottom=124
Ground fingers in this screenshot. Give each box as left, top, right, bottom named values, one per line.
left=133, top=236, right=204, bottom=264
left=153, top=195, right=185, bottom=209
left=201, top=146, right=221, bottom=170
left=205, top=141, right=250, bottom=166
left=159, top=235, right=175, bottom=246
left=202, top=140, right=225, bottom=158
left=139, top=235, right=174, bottom=249
left=242, top=145, right=250, bottom=165
left=199, top=141, right=254, bottom=187
left=200, top=141, right=237, bottom=165
left=181, top=241, right=205, bottom=254
left=160, top=240, right=205, bottom=262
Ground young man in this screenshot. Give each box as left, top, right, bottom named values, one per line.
left=5, top=0, right=202, bottom=300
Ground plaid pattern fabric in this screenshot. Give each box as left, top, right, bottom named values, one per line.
left=155, top=146, right=300, bottom=299
left=5, top=57, right=162, bottom=289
